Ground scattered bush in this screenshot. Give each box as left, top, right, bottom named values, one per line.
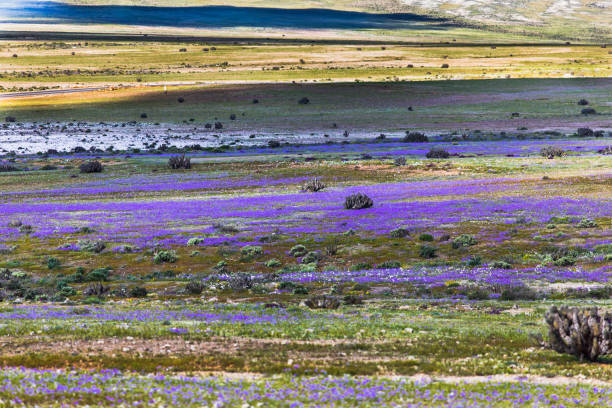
left=344, top=193, right=373, bottom=210
left=540, top=146, right=565, bottom=159
left=577, top=127, right=594, bottom=137
left=581, top=108, right=596, bottom=115
left=302, top=178, right=326, bottom=192
left=47, top=257, right=61, bottom=270
left=500, top=285, right=537, bottom=300
left=298, top=97, right=310, bottom=105
left=265, top=258, right=282, bottom=268
left=240, top=245, right=263, bottom=261
left=349, top=262, right=371, bottom=272
left=343, top=294, right=363, bottom=305
left=5, top=116, right=16, bottom=123
left=403, top=132, right=428, bottom=143
left=304, top=295, right=340, bottom=309
left=0, top=163, right=19, bottom=172
left=153, top=250, right=178, bottom=264
left=390, top=227, right=410, bottom=238
left=577, top=99, right=589, bottom=106
left=79, top=161, right=103, bottom=173
left=289, top=245, right=307, bottom=257
left=378, top=260, right=401, bottom=269
left=466, top=256, right=482, bottom=267
left=78, top=239, right=106, bottom=253
left=86, top=268, right=111, bottom=282
left=185, top=281, right=205, bottom=295
left=577, top=218, right=598, bottom=228
left=214, top=223, right=240, bottom=233
left=228, top=273, right=252, bottom=291
left=301, top=251, right=320, bottom=264
left=168, top=154, right=191, bottom=169
left=465, top=287, right=490, bottom=300
left=419, top=233, right=434, bottom=242
left=491, top=260, right=512, bottom=269
left=268, top=140, right=281, bottom=148
left=419, top=244, right=437, bottom=258
left=545, top=306, right=612, bottom=361
left=19, top=224, right=33, bottom=234
left=597, top=146, right=612, bottom=155
left=393, top=157, right=407, bottom=166
left=426, top=148, right=450, bottom=159
left=187, top=237, right=205, bottom=246
left=129, top=286, right=148, bottom=298
left=39, top=164, right=58, bottom=171
left=452, top=234, right=478, bottom=249
left=83, top=282, right=108, bottom=297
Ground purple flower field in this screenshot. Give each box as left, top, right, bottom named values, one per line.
left=0, top=367, right=609, bottom=407
left=2, top=174, right=610, bottom=249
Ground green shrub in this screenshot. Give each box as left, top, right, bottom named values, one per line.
left=59, top=286, right=77, bottom=297
left=419, top=245, right=437, bottom=258
left=577, top=218, right=598, bottom=228
left=240, top=245, right=263, bottom=261
left=491, top=260, right=512, bottom=269
left=350, top=262, right=372, bottom=271
left=78, top=239, right=106, bottom=253
left=390, top=227, right=409, bottom=238
left=47, top=257, right=61, bottom=270
left=153, top=250, right=178, bottom=264
left=452, top=234, right=477, bottom=249
left=187, top=237, right=205, bottom=246
left=419, top=233, right=434, bottom=242
left=466, top=256, right=482, bottom=267
left=129, top=286, right=148, bottom=298
left=378, top=260, right=401, bottom=269
left=301, top=251, right=320, bottom=264
left=265, top=259, right=282, bottom=268
left=548, top=215, right=574, bottom=224
left=465, top=287, right=490, bottom=300
left=289, top=245, right=307, bottom=257
left=553, top=256, right=575, bottom=267
left=292, top=286, right=309, bottom=295
left=86, top=268, right=111, bottom=282
left=185, top=281, right=205, bottom=295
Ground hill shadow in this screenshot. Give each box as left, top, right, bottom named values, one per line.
left=2, top=1, right=452, bottom=30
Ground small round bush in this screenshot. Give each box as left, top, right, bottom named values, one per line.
left=581, top=108, right=596, bottom=115
left=344, top=193, right=373, bottom=210
left=289, top=245, right=307, bottom=257
left=78, top=239, right=106, bottom=253
left=426, top=148, right=450, bottom=159
left=187, top=237, right=205, bottom=246
left=185, top=281, right=205, bottom=295
left=390, top=227, right=409, bottom=238
left=240, top=245, right=263, bottom=261
left=301, top=251, right=320, bottom=264
left=577, top=218, right=598, bottom=228
left=265, top=258, right=282, bottom=268
left=79, top=161, right=103, bottom=174
left=47, top=257, right=61, bottom=270
left=153, top=250, right=178, bottom=264
left=452, top=234, right=478, bottom=249
left=419, top=245, right=437, bottom=259
left=419, top=233, right=434, bottom=242
left=403, top=132, right=428, bottom=143
left=129, top=286, right=148, bottom=298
